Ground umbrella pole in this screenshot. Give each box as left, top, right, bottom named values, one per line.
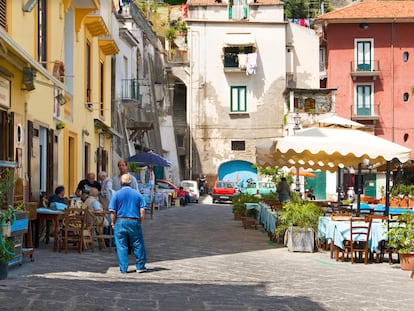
left=385, top=161, right=391, bottom=218
left=357, top=163, right=362, bottom=215
left=337, top=167, right=343, bottom=204
left=295, top=167, right=300, bottom=194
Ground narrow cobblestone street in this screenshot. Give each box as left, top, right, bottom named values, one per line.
left=1, top=201, right=413, bottom=311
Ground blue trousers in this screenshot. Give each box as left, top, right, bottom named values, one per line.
left=114, top=219, right=147, bottom=273
left=279, top=194, right=290, bottom=203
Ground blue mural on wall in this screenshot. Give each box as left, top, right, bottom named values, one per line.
left=218, top=160, right=257, bottom=190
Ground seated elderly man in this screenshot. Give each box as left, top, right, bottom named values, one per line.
left=83, top=187, right=109, bottom=248
left=83, top=187, right=102, bottom=212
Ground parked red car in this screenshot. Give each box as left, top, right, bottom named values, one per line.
left=155, top=179, right=191, bottom=204
left=212, top=180, right=237, bottom=203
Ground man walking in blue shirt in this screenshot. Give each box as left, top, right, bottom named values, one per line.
left=109, top=174, right=147, bottom=273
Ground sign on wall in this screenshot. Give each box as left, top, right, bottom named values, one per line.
left=0, top=75, right=10, bottom=108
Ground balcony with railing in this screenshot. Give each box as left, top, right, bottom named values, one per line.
left=121, top=79, right=141, bottom=107
left=350, top=103, right=380, bottom=121
left=350, top=60, right=380, bottom=80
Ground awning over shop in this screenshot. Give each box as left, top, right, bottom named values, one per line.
left=223, top=33, right=256, bottom=47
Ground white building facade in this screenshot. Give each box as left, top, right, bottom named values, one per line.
left=184, top=0, right=322, bottom=189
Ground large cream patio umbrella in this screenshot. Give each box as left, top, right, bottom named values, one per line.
left=256, top=127, right=412, bottom=172
left=256, top=127, right=412, bottom=215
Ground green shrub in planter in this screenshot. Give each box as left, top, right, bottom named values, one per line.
left=275, top=192, right=321, bottom=237
left=261, top=191, right=279, bottom=201
left=232, top=193, right=261, bottom=216
left=387, top=212, right=414, bottom=254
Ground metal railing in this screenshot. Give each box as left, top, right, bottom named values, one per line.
left=121, top=79, right=140, bottom=102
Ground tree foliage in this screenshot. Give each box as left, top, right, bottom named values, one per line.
left=283, top=0, right=332, bottom=19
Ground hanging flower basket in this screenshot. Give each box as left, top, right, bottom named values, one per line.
left=56, top=121, right=65, bottom=130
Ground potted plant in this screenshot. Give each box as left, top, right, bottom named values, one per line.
left=232, top=193, right=260, bottom=221
left=387, top=212, right=414, bottom=270
left=0, top=206, right=16, bottom=237
left=0, top=167, right=17, bottom=237
left=275, top=192, right=321, bottom=252
left=56, top=121, right=65, bottom=130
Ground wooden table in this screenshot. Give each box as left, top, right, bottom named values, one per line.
left=36, top=211, right=64, bottom=251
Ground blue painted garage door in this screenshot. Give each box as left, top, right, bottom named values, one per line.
left=218, top=160, right=257, bottom=189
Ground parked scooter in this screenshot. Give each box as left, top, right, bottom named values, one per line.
left=198, top=176, right=207, bottom=196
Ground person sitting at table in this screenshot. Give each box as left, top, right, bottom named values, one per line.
left=307, top=186, right=316, bottom=200
left=83, top=187, right=109, bottom=247
left=75, top=172, right=101, bottom=197
left=48, top=186, right=68, bottom=210
left=83, top=187, right=103, bottom=212
left=39, top=191, right=49, bottom=208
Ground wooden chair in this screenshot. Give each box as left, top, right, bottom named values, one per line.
left=21, top=202, right=38, bottom=262
left=13, top=177, right=24, bottom=205
left=59, top=208, right=86, bottom=253
left=357, top=203, right=373, bottom=217
left=344, top=216, right=372, bottom=264
left=83, top=208, right=96, bottom=251
left=331, top=204, right=353, bottom=215
left=330, top=214, right=352, bottom=260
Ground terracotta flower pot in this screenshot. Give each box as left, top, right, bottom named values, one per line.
left=399, top=252, right=414, bottom=271
left=233, top=212, right=241, bottom=221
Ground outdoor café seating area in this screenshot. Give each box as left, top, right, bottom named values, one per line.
left=242, top=198, right=414, bottom=274
left=34, top=199, right=114, bottom=253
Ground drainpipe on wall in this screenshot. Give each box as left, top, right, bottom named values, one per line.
left=189, top=28, right=193, bottom=180
left=391, top=20, right=395, bottom=142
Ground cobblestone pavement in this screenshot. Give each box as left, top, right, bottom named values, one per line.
left=1, top=198, right=414, bottom=311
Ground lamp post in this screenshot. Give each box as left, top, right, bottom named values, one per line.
left=293, top=112, right=301, bottom=133
left=293, top=112, right=301, bottom=192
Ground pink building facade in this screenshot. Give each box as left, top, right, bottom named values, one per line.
left=317, top=1, right=414, bottom=154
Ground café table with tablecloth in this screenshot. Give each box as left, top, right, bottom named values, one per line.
left=36, top=208, right=64, bottom=251
left=244, top=202, right=278, bottom=234
left=318, top=216, right=387, bottom=253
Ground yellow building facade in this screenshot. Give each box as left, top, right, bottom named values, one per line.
left=0, top=0, right=118, bottom=201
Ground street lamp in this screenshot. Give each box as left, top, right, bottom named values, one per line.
left=293, top=112, right=301, bottom=133
left=293, top=112, right=302, bottom=192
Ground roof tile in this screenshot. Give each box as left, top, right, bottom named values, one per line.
left=317, top=0, right=414, bottom=20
